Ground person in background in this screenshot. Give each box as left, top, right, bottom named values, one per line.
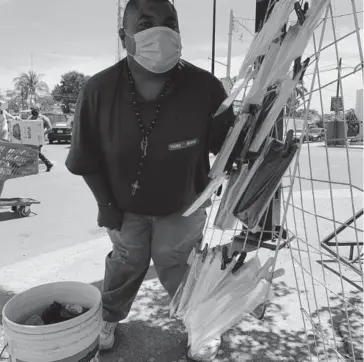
left=28, top=107, right=54, bottom=172
left=66, top=0, right=243, bottom=360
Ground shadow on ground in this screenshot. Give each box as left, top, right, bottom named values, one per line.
left=0, top=270, right=327, bottom=362
left=310, top=289, right=363, bottom=361
left=92, top=279, right=314, bottom=362
left=0, top=212, right=20, bottom=222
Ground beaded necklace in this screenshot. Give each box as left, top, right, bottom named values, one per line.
left=127, top=68, right=171, bottom=196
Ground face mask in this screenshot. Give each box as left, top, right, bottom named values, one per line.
left=126, top=26, right=182, bottom=74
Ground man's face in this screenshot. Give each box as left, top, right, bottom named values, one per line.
left=120, top=0, right=179, bottom=53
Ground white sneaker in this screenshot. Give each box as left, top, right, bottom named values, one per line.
left=188, top=337, right=221, bottom=361
left=100, top=321, right=118, bottom=351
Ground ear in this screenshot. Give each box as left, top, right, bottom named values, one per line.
left=119, top=28, right=126, bottom=49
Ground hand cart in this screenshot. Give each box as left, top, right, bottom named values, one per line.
left=0, top=140, right=40, bottom=217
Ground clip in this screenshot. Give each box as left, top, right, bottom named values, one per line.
left=299, top=57, right=310, bottom=81
left=232, top=251, right=247, bottom=274
left=221, top=245, right=231, bottom=270
left=201, top=243, right=209, bottom=262
left=294, top=2, right=306, bottom=25
left=283, top=130, right=294, bottom=156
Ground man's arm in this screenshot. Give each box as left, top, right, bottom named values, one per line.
left=3, top=110, right=17, bottom=120
left=41, top=115, right=53, bottom=135
left=65, top=81, right=122, bottom=229
left=65, top=81, right=114, bottom=204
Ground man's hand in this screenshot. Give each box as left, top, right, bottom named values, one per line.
left=97, top=204, right=124, bottom=230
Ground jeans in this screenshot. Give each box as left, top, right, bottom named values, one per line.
left=102, top=208, right=207, bottom=322
left=38, top=146, right=52, bottom=168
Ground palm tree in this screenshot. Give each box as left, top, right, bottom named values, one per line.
left=13, top=71, right=49, bottom=109
left=286, top=81, right=308, bottom=116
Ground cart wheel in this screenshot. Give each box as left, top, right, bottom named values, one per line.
left=19, top=205, right=31, bottom=217
left=11, top=206, right=18, bottom=213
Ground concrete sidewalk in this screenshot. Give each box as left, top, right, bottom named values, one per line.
left=0, top=232, right=361, bottom=362
left=0, top=235, right=313, bottom=362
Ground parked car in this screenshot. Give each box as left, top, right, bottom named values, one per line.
left=293, top=129, right=308, bottom=142
left=308, top=127, right=325, bottom=141
left=43, top=112, right=72, bottom=144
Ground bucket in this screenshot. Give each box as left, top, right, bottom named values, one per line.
left=2, top=281, right=102, bottom=362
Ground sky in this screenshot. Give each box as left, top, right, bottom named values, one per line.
left=0, top=0, right=363, bottom=112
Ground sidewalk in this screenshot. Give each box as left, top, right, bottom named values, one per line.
left=0, top=231, right=360, bottom=362
left=0, top=235, right=313, bottom=362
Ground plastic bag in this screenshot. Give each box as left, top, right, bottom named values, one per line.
left=234, top=138, right=298, bottom=230
left=236, top=0, right=295, bottom=81
left=214, top=164, right=249, bottom=230
left=182, top=174, right=226, bottom=217
left=209, top=114, right=249, bottom=178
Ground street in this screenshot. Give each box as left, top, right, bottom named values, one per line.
left=0, top=142, right=363, bottom=361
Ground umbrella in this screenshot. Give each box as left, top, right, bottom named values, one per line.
left=176, top=253, right=285, bottom=353
left=234, top=133, right=298, bottom=231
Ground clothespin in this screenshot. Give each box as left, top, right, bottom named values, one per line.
left=299, top=57, right=310, bottom=81
left=283, top=130, right=294, bottom=156
left=221, top=245, right=233, bottom=270
left=201, top=243, right=209, bottom=262
left=216, top=185, right=223, bottom=197
left=294, top=2, right=306, bottom=26
left=303, top=2, right=309, bottom=15
left=231, top=251, right=247, bottom=274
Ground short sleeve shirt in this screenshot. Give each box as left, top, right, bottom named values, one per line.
left=66, top=59, right=236, bottom=216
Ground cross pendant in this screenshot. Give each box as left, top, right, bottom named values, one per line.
left=131, top=180, right=140, bottom=196
left=141, top=136, right=148, bottom=157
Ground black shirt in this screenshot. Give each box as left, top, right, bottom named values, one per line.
left=66, top=58, right=236, bottom=216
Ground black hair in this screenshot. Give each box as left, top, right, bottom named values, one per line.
left=123, top=0, right=176, bottom=28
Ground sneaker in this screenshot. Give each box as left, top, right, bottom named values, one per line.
left=46, top=164, right=53, bottom=172
left=188, top=337, right=221, bottom=362
left=100, top=321, right=118, bottom=351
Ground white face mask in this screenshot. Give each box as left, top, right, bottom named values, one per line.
left=125, top=26, right=182, bottom=74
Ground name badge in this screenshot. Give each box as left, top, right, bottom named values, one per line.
left=168, top=138, right=199, bottom=151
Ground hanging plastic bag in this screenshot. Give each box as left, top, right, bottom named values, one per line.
left=182, top=174, right=227, bottom=217
left=209, top=113, right=249, bottom=178
left=214, top=164, right=249, bottom=230
left=234, top=137, right=299, bottom=230
left=236, top=0, right=295, bottom=81
left=214, top=67, right=254, bottom=117
left=249, top=75, right=300, bottom=153
left=244, top=40, right=281, bottom=105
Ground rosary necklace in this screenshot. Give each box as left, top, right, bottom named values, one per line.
left=127, top=68, right=171, bottom=196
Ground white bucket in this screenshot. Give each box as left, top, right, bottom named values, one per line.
left=2, top=281, right=102, bottom=362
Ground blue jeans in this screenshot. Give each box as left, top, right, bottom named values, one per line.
left=102, top=208, right=206, bottom=322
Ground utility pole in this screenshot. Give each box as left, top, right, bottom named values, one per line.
left=116, top=0, right=126, bottom=63
left=211, top=0, right=217, bottom=75
left=226, top=9, right=234, bottom=79
left=336, top=57, right=342, bottom=98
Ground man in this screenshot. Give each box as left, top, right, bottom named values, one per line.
left=28, top=107, right=54, bottom=172
left=66, top=0, right=241, bottom=360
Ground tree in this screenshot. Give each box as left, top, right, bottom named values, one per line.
left=345, top=108, right=359, bottom=136
left=38, top=95, right=56, bottom=112
left=52, top=71, right=90, bottom=113
left=13, top=71, right=49, bottom=108
left=286, top=81, right=308, bottom=116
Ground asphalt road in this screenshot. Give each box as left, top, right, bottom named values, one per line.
left=0, top=143, right=106, bottom=267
